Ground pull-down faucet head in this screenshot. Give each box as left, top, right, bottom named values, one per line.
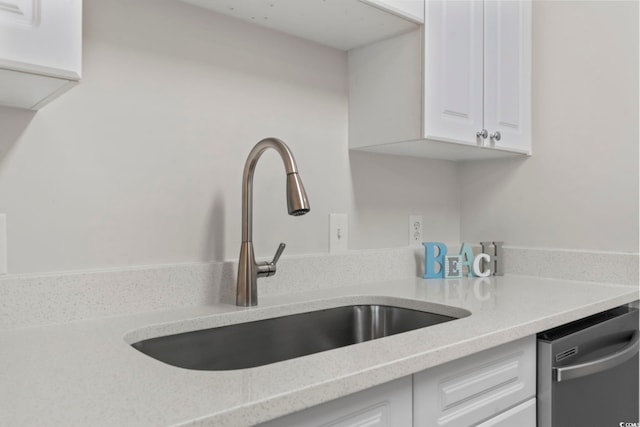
left=286, top=172, right=310, bottom=216
left=237, top=137, right=310, bottom=307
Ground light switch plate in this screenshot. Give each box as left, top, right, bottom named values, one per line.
left=0, top=214, right=6, bottom=274
left=329, top=213, right=348, bottom=253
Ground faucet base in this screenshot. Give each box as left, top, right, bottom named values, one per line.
left=237, top=242, right=258, bottom=307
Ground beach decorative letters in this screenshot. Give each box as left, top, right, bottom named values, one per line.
left=423, top=242, right=504, bottom=279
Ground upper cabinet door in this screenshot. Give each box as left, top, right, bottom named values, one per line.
left=0, top=0, right=82, bottom=110
left=424, top=0, right=484, bottom=146
left=0, top=0, right=82, bottom=79
left=483, top=0, right=532, bottom=153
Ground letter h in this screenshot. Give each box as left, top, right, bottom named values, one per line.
left=480, top=241, right=504, bottom=276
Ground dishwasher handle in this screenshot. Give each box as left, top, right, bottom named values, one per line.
left=553, top=331, right=639, bottom=382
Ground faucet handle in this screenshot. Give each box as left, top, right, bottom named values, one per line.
left=257, top=243, right=286, bottom=278
left=272, top=243, right=286, bottom=265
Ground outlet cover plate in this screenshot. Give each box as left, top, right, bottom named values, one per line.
left=409, top=215, right=423, bottom=246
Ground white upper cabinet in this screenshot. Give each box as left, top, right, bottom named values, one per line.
left=179, top=0, right=422, bottom=50
left=0, top=0, right=82, bottom=110
left=483, top=0, right=532, bottom=153
left=349, top=0, right=532, bottom=161
left=423, top=0, right=484, bottom=146
left=362, top=0, right=425, bottom=23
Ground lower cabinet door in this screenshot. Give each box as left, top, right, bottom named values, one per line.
left=257, top=376, right=412, bottom=427
left=413, top=336, right=536, bottom=427
left=476, top=398, right=536, bottom=427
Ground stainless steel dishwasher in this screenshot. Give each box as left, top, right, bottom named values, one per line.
left=537, top=303, right=639, bottom=427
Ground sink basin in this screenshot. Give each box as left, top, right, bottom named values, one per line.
left=131, top=304, right=464, bottom=371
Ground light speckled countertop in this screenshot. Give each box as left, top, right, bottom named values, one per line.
left=1, top=275, right=637, bottom=427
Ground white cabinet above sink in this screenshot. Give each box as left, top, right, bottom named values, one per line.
left=179, top=0, right=423, bottom=50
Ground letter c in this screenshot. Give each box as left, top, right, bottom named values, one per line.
left=472, top=253, right=491, bottom=277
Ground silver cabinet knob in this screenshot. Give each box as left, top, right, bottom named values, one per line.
left=476, top=129, right=488, bottom=139
left=490, top=131, right=501, bottom=141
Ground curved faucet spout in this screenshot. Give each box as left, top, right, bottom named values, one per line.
left=237, top=138, right=310, bottom=307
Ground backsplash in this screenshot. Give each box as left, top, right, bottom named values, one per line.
left=1, top=246, right=636, bottom=330
left=503, top=247, right=638, bottom=286
left=0, top=248, right=421, bottom=329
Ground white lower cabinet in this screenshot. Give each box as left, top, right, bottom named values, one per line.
left=476, top=398, right=536, bottom=427
left=258, top=336, right=536, bottom=426
left=258, top=376, right=412, bottom=427
left=413, top=336, right=536, bottom=427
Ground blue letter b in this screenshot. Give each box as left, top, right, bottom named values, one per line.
left=423, top=242, right=448, bottom=279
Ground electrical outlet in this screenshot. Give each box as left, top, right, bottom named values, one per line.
left=0, top=214, right=6, bottom=274
left=329, top=213, right=348, bottom=253
left=409, top=215, right=423, bottom=246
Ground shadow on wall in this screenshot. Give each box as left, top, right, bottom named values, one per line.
left=460, top=156, right=530, bottom=202
left=0, top=107, right=36, bottom=165
left=201, top=190, right=239, bottom=305
left=349, top=150, right=458, bottom=209
left=348, top=149, right=462, bottom=248
left=206, top=261, right=237, bottom=306
left=203, top=190, right=226, bottom=262
left=458, top=155, right=534, bottom=240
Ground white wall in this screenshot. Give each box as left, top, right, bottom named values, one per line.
left=460, top=0, right=639, bottom=253
left=1, top=0, right=635, bottom=276
left=0, top=0, right=460, bottom=274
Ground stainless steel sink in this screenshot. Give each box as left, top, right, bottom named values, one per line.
left=131, top=304, right=465, bottom=371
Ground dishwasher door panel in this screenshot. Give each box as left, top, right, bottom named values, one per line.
left=537, top=305, right=639, bottom=427
left=552, top=350, right=638, bottom=426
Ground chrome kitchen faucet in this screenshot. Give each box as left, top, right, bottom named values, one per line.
left=236, top=138, right=310, bottom=307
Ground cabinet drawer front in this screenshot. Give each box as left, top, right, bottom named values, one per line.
left=413, top=336, right=535, bottom=427
left=476, top=398, right=536, bottom=427
left=440, top=359, right=521, bottom=408
left=258, top=376, right=412, bottom=427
